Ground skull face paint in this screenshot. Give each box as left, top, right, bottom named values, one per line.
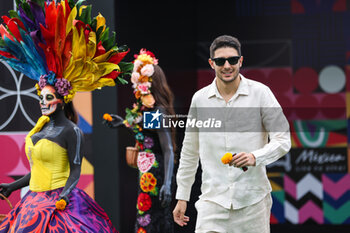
left=39, top=85, right=63, bottom=116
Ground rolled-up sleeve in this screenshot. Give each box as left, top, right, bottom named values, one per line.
left=252, top=87, right=291, bottom=166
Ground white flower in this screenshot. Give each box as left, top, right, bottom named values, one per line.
left=133, top=60, right=143, bottom=72
left=141, top=64, right=154, bottom=77
left=131, top=72, right=140, bottom=84
left=134, top=115, right=143, bottom=124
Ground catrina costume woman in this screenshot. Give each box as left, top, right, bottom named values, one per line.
left=104, top=50, right=175, bottom=233
left=0, top=0, right=131, bottom=232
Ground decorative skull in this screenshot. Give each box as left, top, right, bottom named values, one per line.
left=39, top=85, right=63, bottom=116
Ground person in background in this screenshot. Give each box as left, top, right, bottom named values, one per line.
left=104, top=49, right=176, bottom=233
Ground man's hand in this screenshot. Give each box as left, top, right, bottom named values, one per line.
left=229, top=152, right=256, bottom=168
left=173, top=200, right=190, bottom=226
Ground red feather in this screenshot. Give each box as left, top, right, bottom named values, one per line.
left=94, top=41, right=105, bottom=58
left=0, top=50, right=17, bottom=59
left=0, top=24, right=14, bottom=41
left=40, top=24, right=54, bottom=46
left=1, top=16, right=10, bottom=24
left=64, top=0, right=71, bottom=22
left=102, top=70, right=121, bottom=80
left=54, top=4, right=66, bottom=78
left=45, top=1, right=57, bottom=33
left=39, top=42, right=56, bottom=73
left=108, top=49, right=129, bottom=64
left=7, top=20, right=23, bottom=42
left=73, top=20, right=85, bottom=32
left=62, top=32, right=72, bottom=70
left=9, top=18, right=27, bottom=32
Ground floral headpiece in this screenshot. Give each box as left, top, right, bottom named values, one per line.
left=123, top=49, right=158, bottom=132
left=131, top=49, right=158, bottom=106
left=0, top=0, right=133, bottom=103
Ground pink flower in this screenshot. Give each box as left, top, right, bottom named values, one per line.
left=138, top=84, right=149, bottom=94
left=137, top=152, right=156, bottom=173
left=38, top=76, right=47, bottom=89
left=152, top=58, right=158, bottom=65
left=137, top=214, right=151, bottom=227
left=131, top=72, right=140, bottom=84
left=140, top=64, right=154, bottom=77
left=55, top=78, right=72, bottom=96
left=143, top=82, right=151, bottom=87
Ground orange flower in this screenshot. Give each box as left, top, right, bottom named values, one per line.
left=141, top=94, right=155, bottom=108
left=103, top=113, right=113, bottom=122
left=140, top=172, right=157, bottom=192
left=55, top=199, right=67, bottom=210
left=137, top=227, right=147, bottom=233
left=139, top=75, right=149, bottom=83
left=221, top=152, right=233, bottom=164
left=135, top=90, right=141, bottom=99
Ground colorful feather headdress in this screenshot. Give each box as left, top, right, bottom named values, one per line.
left=0, top=0, right=132, bottom=103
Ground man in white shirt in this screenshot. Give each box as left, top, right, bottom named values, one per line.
left=172, top=35, right=291, bottom=233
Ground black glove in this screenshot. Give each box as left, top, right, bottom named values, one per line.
left=159, top=184, right=172, bottom=207
left=0, top=173, right=30, bottom=199
left=58, top=195, right=70, bottom=205
left=0, top=183, right=14, bottom=198
left=103, top=114, right=125, bottom=128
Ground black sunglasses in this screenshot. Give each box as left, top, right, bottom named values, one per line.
left=211, top=56, right=241, bottom=66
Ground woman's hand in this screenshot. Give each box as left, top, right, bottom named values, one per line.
left=0, top=183, right=13, bottom=198
left=103, top=114, right=125, bottom=128
left=159, top=184, right=172, bottom=207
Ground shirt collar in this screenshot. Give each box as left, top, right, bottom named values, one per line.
left=207, top=74, right=250, bottom=99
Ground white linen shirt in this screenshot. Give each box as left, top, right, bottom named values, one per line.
left=175, top=75, right=291, bottom=209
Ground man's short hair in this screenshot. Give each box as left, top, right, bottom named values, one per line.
left=210, top=35, right=241, bottom=58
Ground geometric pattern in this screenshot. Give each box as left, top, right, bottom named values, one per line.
left=269, top=173, right=350, bottom=225
left=323, top=174, right=350, bottom=224
left=284, top=173, right=323, bottom=224
left=269, top=173, right=285, bottom=223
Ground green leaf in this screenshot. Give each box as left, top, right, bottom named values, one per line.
left=22, top=2, right=34, bottom=21
left=75, top=0, right=86, bottom=9
left=119, top=62, right=134, bottom=72
left=15, top=0, right=21, bottom=8
left=31, top=0, right=45, bottom=9
left=125, top=108, right=132, bottom=115
left=0, top=38, right=6, bottom=47
left=91, top=18, right=97, bottom=32
left=102, top=31, right=115, bottom=51
left=68, top=0, right=75, bottom=9
left=99, top=27, right=109, bottom=44
left=8, top=10, right=20, bottom=19
left=126, top=114, right=135, bottom=125
left=117, top=76, right=128, bottom=85
left=118, top=45, right=129, bottom=52
left=96, top=26, right=104, bottom=42
left=82, top=5, right=92, bottom=25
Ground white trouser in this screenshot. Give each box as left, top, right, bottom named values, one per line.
left=195, top=193, right=272, bottom=233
